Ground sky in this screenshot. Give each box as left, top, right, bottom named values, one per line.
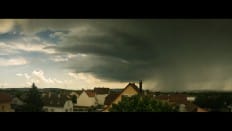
left=1, top=19, right=232, bottom=91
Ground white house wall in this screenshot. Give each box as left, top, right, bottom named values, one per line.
left=43, top=100, right=74, bottom=112
left=77, top=92, right=96, bottom=107
left=64, top=100, right=73, bottom=112
left=96, top=94, right=108, bottom=105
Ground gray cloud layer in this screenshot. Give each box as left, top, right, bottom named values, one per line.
left=10, top=19, right=232, bottom=91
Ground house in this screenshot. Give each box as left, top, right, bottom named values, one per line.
left=103, top=81, right=142, bottom=112
left=11, top=97, right=25, bottom=112
left=76, top=90, right=97, bottom=107
left=11, top=97, right=24, bottom=106
left=69, top=91, right=82, bottom=105
left=197, top=107, right=208, bottom=112
left=94, top=88, right=110, bottom=105
left=43, top=94, right=73, bottom=112
left=104, top=93, right=120, bottom=108
left=70, top=91, right=82, bottom=98
left=0, top=92, right=14, bottom=112
left=154, top=93, right=204, bottom=112
left=186, top=96, right=196, bottom=102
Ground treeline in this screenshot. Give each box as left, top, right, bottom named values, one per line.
left=193, top=92, right=232, bottom=112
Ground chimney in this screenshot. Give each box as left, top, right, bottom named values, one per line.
left=139, top=80, right=142, bottom=93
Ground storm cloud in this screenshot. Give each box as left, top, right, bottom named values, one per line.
left=2, top=19, right=232, bottom=90
left=51, top=19, right=232, bottom=91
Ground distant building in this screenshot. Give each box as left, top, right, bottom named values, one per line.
left=0, top=92, right=14, bottom=112
left=70, top=91, right=81, bottom=99
left=11, top=97, right=25, bottom=112
left=103, top=82, right=141, bottom=112
left=186, top=96, right=196, bottom=102
left=104, top=93, right=120, bottom=108
left=12, top=97, right=24, bottom=106
left=154, top=93, right=204, bottom=112
left=43, top=94, right=73, bottom=112
left=76, top=90, right=97, bottom=107
left=197, top=107, right=208, bottom=112
left=94, top=88, right=110, bottom=105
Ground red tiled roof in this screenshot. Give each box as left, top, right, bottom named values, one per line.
left=155, top=93, right=188, bottom=104
left=155, top=93, right=198, bottom=112
left=42, top=94, right=71, bottom=107
left=104, top=93, right=120, bottom=105
left=85, top=90, right=95, bottom=97
left=127, top=83, right=140, bottom=93
left=0, top=92, right=12, bottom=103
left=104, top=83, right=140, bottom=109
left=94, top=88, right=110, bottom=94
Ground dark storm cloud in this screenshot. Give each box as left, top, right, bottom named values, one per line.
left=54, top=19, right=232, bottom=91
left=65, top=55, right=153, bottom=82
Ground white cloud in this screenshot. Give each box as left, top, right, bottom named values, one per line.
left=32, top=70, right=55, bottom=84
left=24, top=73, right=31, bottom=79
left=0, top=82, right=9, bottom=87
left=68, top=72, right=127, bottom=88
left=16, top=73, right=31, bottom=79
left=75, top=73, right=101, bottom=84
left=68, top=72, right=102, bottom=88
left=51, top=55, right=69, bottom=62
left=16, top=73, right=23, bottom=76
left=54, top=79, right=63, bottom=84
left=0, top=57, right=28, bottom=66
left=15, top=19, right=89, bottom=34
left=49, top=31, right=67, bottom=40
left=17, top=69, right=65, bottom=86
left=68, top=72, right=94, bottom=84
left=67, top=53, right=79, bottom=58
left=0, top=41, right=56, bottom=55
left=68, top=72, right=79, bottom=79
left=50, top=53, right=82, bottom=62
left=0, top=19, right=15, bottom=33
left=15, top=42, right=55, bottom=54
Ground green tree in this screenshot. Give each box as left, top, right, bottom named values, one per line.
left=71, top=95, right=77, bottom=104
left=109, top=95, right=178, bottom=112
left=22, top=83, right=44, bottom=112
left=194, top=92, right=232, bottom=112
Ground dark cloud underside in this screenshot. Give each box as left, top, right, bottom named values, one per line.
left=54, top=20, right=232, bottom=91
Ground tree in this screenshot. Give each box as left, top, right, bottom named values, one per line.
left=71, top=95, right=77, bottom=104
left=109, top=95, right=178, bottom=112
left=22, top=83, right=44, bottom=112
left=194, top=92, right=232, bottom=112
